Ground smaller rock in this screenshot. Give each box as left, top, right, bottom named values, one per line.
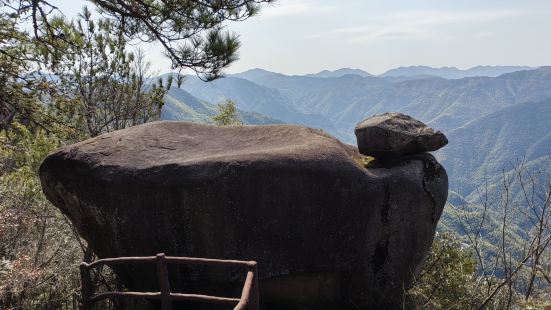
left=355, top=112, right=447, bottom=158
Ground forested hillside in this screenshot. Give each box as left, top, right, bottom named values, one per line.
left=438, top=99, right=551, bottom=199
left=162, top=87, right=283, bottom=125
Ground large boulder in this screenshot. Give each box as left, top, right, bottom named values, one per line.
left=355, top=112, right=448, bottom=159
left=39, top=121, right=448, bottom=309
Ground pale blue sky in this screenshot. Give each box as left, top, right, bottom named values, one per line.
left=52, top=0, right=551, bottom=75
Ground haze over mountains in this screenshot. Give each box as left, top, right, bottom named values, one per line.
left=160, top=65, right=550, bottom=202
left=306, top=68, right=373, bottom=78
left=380, top=65, right=536, bottom=79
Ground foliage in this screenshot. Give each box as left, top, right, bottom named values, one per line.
left=3, top=0, right=273, bottom=81
left=0, top=123, right=82, bottom=309
left=408, top=161, right=551, bottom=309
left=352, top=155, right=376, bottom=169
left=212, top=99, right=242, bottom=125
left=0, top=10, right=52, bottom=133
left=407, top=233, right=482, bottom=309
left=88, top=0, right=273, bottom=80
left=47, top=8, right=168, bottom=137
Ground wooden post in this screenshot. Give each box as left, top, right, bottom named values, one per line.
left=79, top=263, right=92, bottom=310
left=156, top=253, right=172, bottom=310
left=250, top=262, right=260, bottom=310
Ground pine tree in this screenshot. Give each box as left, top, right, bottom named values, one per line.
left=212, top=99, right=242, bottom=125
left=4, top=0, right=273, bottom=81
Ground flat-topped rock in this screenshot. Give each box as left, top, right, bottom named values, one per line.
left=355, top=112, right=448, bottom=159
left=39, top=121, right=448, bottom=309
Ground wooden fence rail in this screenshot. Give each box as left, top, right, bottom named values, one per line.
left=80, top=253, right=259, bottom=310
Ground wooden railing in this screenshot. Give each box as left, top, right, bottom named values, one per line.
left=80, top=253, right=259, bottom=310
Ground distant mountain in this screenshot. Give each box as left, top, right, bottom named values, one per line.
left=230, top=68, right=281, bottom=81
left=435, top=98, right=551, bottom=198
left=435, top=99, right=551, bottom=234
left=162, top=87, right=283, bottom=125
left=178, top=75, right=345, bottom=139
left=239, top=66, right=551, bottom=141
left=306, top=68, right=372, bottom=78
left=380, top=65, right=536, bottom=79
left=468, top=65, right=538, bottom=77
left=162, top=87, right=214, bottom=123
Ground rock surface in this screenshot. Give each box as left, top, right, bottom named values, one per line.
left=355, top=112, right=448, bottom=159
left=39, top=121, right=448, bottom=309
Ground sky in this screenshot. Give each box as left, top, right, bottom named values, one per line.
left=52, top=0, right=551, bottom=75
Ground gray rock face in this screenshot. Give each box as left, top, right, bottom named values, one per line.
left=39, top=121, right=448, bottom=309
left=355, top=112, right=448, bottom=159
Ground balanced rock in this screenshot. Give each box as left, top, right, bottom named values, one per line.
left=39, top=121, right=448, bottom=309
left=355, top=112, right=448, bottom=159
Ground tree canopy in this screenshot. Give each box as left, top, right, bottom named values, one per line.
left=3, top=0, right=273, bottom=80
left=212, top=99, right=241, bottom=125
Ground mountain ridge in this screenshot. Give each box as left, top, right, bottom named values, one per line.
left=380, top=65, right=537, bottom=79
left=229, top=65, right=538, bottom=80
left=306, top=68, right=373, bottom=78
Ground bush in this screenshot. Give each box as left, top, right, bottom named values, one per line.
left=0, top=123, right=82, bottom=309
left=407, top=233, right=483, bottom=309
